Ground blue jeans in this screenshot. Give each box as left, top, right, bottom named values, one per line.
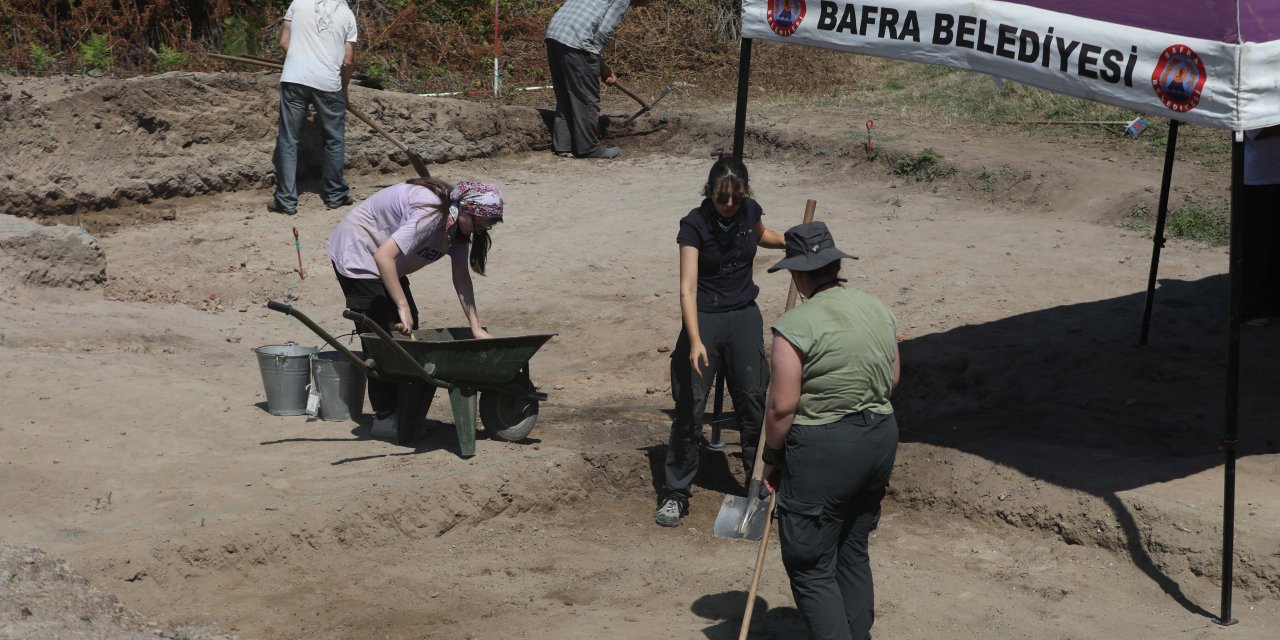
left=272, top=82, right=350, bottom=210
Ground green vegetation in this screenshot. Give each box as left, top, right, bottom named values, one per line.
left=28, top=43, right=57, bottom=74
left=974, top=168, right=996, bottom=191
left=154, top=44, right=187, bottom=71
left=219, top=15, right=265, bottom=57
left=6, top=571, right=15, bottom=584
left=360, top=55, right=395, bottom=87
left=892, top=148, right=956, bottom=182
left=1168, top=201, right=1230, bottom=245
left=77, top=32, right=112, bottom=71
left=1123, top=203, right=1152, bottom=234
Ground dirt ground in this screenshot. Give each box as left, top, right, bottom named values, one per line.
left=1, top=72, right=1278, bottom=639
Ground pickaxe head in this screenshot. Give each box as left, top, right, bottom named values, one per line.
left=622, top=84, right=671, bottom=124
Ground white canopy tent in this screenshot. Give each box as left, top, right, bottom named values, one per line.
left=728, top=0, right=1280, bottom=624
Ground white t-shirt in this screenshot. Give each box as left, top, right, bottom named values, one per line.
left=281, top=0, right=358, bottom=93
left=327, top=183, right=458, bottom=280
left=1244, top=128, right=1280, bottom=186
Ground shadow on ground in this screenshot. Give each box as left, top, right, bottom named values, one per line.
left=893, top=274, right=1279, bottom=614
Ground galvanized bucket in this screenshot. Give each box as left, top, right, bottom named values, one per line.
left=311, top=351, right=366, bottom=421
left=254, top=343, right=319, bottom=416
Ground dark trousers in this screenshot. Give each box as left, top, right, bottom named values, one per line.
left=545, top=38, right=603, bottom=156
left=663, top=303, right=768, bottom=499
left=1240, top=183, right=1280, bottom=319
left=273, top=82, right=350, bottom=210
left=332, top=264, right=418, bottom=415
left=777, top=411, right=899, bottom=640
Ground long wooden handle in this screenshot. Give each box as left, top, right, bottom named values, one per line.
left=346, top=103, right=411, bottom=154
left=747, top=197, right=817, bottom=484
left=611, top=81, right=648, bottom=108
left=207, top=52, right=281, bottom=70
left=739, top=198, right=819, bottom=639
left=739, top=491, right=778, bottom=640
left=204, top=52, right=413, bottom=156
left=783, top=199, right=818, bottom=310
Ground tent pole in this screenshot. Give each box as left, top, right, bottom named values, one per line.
left=732, top=38, right=753, bottom=159
left=1139, top=120, right=1180, bottom=346
left=1216, top=131, right=1244, bottom=627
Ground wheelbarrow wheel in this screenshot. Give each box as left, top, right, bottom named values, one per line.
left=479, top=382, right=539, bottom=443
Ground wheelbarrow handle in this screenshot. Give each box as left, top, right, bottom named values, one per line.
left=342, top=309, right=455, bottom=390
left=265, top=300, right=373, bottom=377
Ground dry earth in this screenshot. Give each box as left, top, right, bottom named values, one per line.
left=1, top=72, right=1278, bottom=640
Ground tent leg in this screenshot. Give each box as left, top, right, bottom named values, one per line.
left=732, top=38, right=753, bottom=159
left=1139, top=120, right=1180, bottom=346
left=1215, top=132, right=1244, bottom=627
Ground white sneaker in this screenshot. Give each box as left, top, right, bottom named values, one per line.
left=371, top=414, right=398, bottom=439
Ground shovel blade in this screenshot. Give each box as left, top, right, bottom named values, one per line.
left=713, top=493, right=771, bottom=540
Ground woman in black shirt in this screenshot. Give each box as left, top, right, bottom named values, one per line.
left=656, top=157, right=786, bottom=527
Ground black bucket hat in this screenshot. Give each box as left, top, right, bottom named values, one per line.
left=767, top=221, right=857, bottom=273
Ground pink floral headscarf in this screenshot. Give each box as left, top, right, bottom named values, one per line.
left=449, top=181, right=504, bottom=223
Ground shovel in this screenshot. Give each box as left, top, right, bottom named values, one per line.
left=612, top=81, right=671, bottom=124
left=712, top=198, right=817, bottom=541
left=345, top=103, right=432, bottom=178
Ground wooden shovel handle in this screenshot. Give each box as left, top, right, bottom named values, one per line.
left=346, top=104, right=410, bottom=154
left=783, top=199, right=818, bottom=310
left=739, top=491, right=778, bottom=640
left=739, top=198, right=818, bottom=640
left=748, top=198, right=817, bottom=484
left=207, top=52, right=281, bottom=70
left=205, top=52, right=413, bottom=158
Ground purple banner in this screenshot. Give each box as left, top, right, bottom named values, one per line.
left=1016, top=0, right=1280, bottom=43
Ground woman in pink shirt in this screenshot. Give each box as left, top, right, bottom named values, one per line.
left=327, top=177, right=504, bottom=438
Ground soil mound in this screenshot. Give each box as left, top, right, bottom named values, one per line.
left=0, top=214, right=106, bottom=289
left=0, top=72, right=546, bottom=218
left=0, top=542, right=234, bottom=640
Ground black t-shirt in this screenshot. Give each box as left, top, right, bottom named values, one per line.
left=676, top=198, right=763, bottom=313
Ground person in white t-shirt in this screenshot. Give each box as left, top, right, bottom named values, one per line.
left=327, top=178, right=504, bottom=439
left=269, top=0, right=358, bottom=214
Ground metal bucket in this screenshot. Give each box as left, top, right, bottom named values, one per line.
left=311, top=351, right=366, bottom=421
left=254, top=344, right=319, bottom=416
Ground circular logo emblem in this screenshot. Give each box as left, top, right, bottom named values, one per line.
left=1151, top=45, right=1206, bottom=113
left=767, top=0, right=806, bottom=37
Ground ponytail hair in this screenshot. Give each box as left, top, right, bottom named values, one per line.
left=468, top=229, right=491, bottom=276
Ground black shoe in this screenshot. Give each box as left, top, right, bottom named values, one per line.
left=267, top=201, right=296, bottom=215
left=326, top=196, right=354, bottom=210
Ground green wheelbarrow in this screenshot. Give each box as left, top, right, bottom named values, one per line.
left=267, top=301, right=555, bottom=457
